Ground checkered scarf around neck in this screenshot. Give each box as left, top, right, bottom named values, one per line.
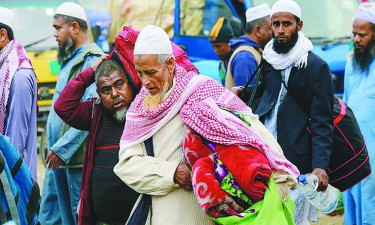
left=120, top=64, right=300, bottom=177
left=0, top=39, right=33, bottom=134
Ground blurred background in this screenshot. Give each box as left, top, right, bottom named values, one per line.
left=1, top=1, right=367, bottom=223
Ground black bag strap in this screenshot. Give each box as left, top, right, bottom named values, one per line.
left=127, top=194, right=151, bottom=225
left=127, top=137, right=154, bottom=225
left=0, top=152, right=20, bottom=224
left=11, top=157, right=23, bottom=178
left=144, top=137, right=154, bottom=157
left=239, top=60, right=265, bottom=107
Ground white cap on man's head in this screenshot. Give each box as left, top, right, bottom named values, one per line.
left=355, top=3, right=375, bottom=24
left=134, top=25, right=172, bottom=55
left=0, top=7, right=14, bottom=28
left=55, top=2, right=87, bottom=21
left=271, top=0, right=301, bottom=19
left=246, top=4, right=271, bottom=22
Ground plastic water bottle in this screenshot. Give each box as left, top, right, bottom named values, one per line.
left=298, top=174, right=338, bottom=214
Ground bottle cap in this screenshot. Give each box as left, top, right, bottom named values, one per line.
left=298, top=175, right=307, bottom=184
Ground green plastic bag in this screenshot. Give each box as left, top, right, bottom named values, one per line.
left=212, top=178, right=295, bottom=225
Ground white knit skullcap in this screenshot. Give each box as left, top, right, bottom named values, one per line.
left=271, top=0, right=301, bottom=19
left=134, top=25, right=172, bottom=55
left=356, top=3, right=375, bottom=24
left=246, top=4, right=271, bottom=22
left=0, top=7, right=14, bottom=28
left=55, top=2, right=87, bottom=21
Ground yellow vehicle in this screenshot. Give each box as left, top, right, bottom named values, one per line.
left=7, top=0, right=110, bottom=124
left=6, top=0, right=110, bottom=160
left=28, top=50, right=60, bottom=123
left=6, top=2, right=62, bottom=124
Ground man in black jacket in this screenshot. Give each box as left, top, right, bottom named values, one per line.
left=239, top=0, right=334, bottom=223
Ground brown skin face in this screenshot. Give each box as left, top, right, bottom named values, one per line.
left=353, top=18, right=375, bottom=53
left=271, top=12, right=303, bottom=43
left=211, top=42, right=232, bottom=61
left=134, top=55, right=175, bottom=96
left=97, top=69, right=134, bottom=112
left=258, top=17, right=272, bottom=49
left=53, top=17, right=72, bottom=46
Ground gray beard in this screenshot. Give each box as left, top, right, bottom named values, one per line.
left=57, top=37, right=75, bottom=64
left=113, top=107, right=128, bottom=123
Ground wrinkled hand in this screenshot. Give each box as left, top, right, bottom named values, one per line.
left=174, top=162, right=192, bottom=190
left=90, top=55, right=108, bottom=71
left=231, top=86, right=244, bottom=96
left=208, top=200, right=245, bottom=218
left=45, top=150, right=63, bottom=170
left=312, top=168, right=329, bottom=191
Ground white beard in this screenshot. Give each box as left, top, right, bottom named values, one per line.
left=143, top=70, right=171, bottom=111
left=113, top=107, right=128, bottom=122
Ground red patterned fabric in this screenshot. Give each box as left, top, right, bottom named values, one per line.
left=192, top=155, right=245, bottom=218
left=182, top=126, right=212, bottom=166
left=183, top=128, right=272, bottom=205
left=216, top=145, right=272, bottom=202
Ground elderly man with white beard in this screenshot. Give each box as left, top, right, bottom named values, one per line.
left=114, top=25, right=299, bottom=225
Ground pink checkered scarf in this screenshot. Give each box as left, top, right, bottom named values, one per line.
left=120, top=65, right=299, bottom=176
left=0, top=40, right=33, bottom=134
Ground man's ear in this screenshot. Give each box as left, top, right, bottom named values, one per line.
left=297, top=21, right=303, bottom=32
left=0, top=28, right=8, bottom=42
left=70, top=21, right=80, bottom=34
left=255, top=25, right=262, bottom=37
left=166, top=56, right=175, bottom=73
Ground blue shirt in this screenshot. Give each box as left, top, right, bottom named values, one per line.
left=229, top=35, right=259, bottom=86
left=46, top=46, right=98, bottom=164
left=343, top=56, right=375, bottom=225
left=344, top=58, right=375, bottom=167
left=5, top=68, right=38, bottom=180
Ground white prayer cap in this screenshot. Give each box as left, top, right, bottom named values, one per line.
left=246, top=4, right=271, bottom=22
left=0, top=7, right=14, bottom=28
left=271, top=0, right=301, bottom=19
left=355, top=3, right=375, bottom=24
left=55, top=2, right=87, bottom=21
left=134, top=25, right=172, bottom=55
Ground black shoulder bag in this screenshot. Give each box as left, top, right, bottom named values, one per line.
left=279, top=71, right=371, bottom=191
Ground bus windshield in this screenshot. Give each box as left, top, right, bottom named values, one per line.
left=3, top=0, right=110, bottom=51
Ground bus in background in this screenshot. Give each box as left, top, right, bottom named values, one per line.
left=3, top=0, right=111, bottom=124
left=172, top=0, right=359, bottom=95
left=2, top=0, right=110, bottom=160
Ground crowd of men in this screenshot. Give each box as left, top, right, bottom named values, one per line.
left=0, top=0, right=375, bottom=224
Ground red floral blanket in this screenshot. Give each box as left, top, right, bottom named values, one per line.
left=183, top=127, right=272, bottom=218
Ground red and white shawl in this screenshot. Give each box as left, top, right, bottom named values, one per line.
left=0, top=40, right=33, bottom=134
left=120, top=64, right=299, bottom=177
